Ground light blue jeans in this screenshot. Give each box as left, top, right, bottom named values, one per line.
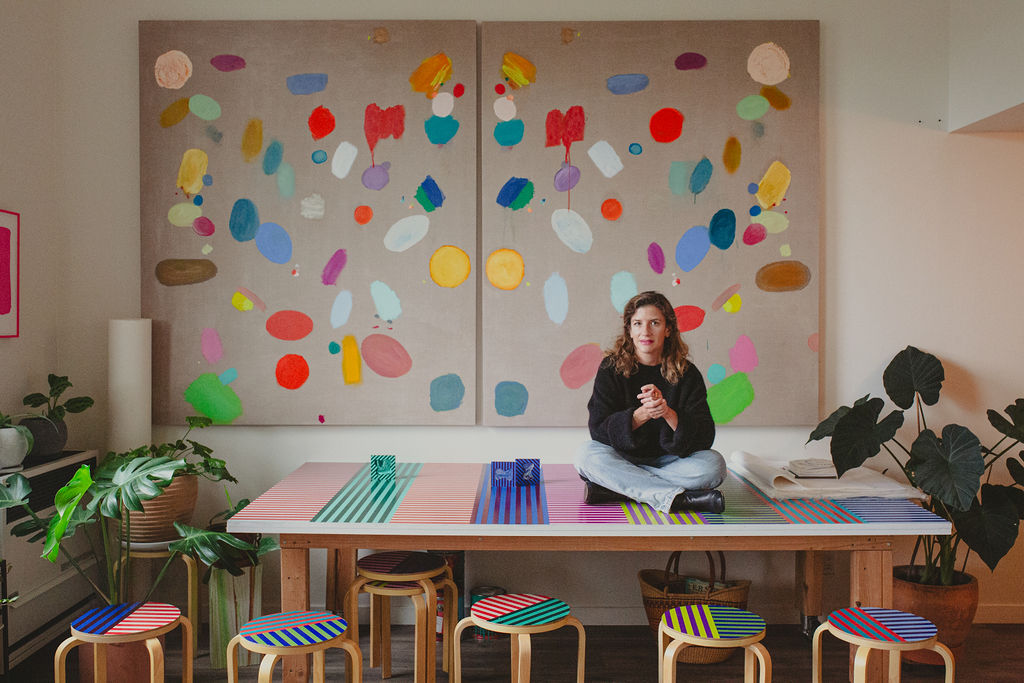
left=574, top=440, right=726, bottom=513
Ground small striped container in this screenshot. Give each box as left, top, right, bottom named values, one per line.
left=469, top=586, right=505, bottom=639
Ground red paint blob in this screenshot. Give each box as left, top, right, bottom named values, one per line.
left=649, top=108, right=684, bottom=143
left=353, top=205, right=373, bottom=225
left=674, top=305, right=706, bottom=332
left=495, top=83, right=506, bottom=95
left=275, top=354, right=309, bottom=390
left=600, top=198, right=623, bottom=221
left=308, top=105, right=336, bottom=140
left=453, top=83, right=465, bottom=98
left=743, top=223, right=767, bottom=245
left=364, top=103, right=405, bottom=156
left=192, top=216, right=215, bottom=237
left=361, top=334, right=413, bottom=378
left=560, top=343, right=604, bottom=389
left=266, top=310, right=314, bottom=341
left=545, top=106, right=586, bottom=150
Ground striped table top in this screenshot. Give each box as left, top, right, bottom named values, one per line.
left=827, top=607, right=937, bottom=643
left=470, top=593, right=570, bottom=626
left=72, top=602, right=180, bottom=636
left=357, top=550, right=446, bottom=579
left=239, top=611, right=349, bottom=647
left=661, top=605, right=766, bottom=640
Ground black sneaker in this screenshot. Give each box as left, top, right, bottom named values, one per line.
left=670, top=489, right=725, bottom=514
left=581, top=478, right=631, bottom=505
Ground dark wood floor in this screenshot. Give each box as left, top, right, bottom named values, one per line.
left=15, top=622, right=1024, bottom=681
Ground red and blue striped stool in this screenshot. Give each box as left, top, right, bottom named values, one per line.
left=452, top=593, right=585, bottom=683
left=344, top=550, right=452, bottom=683
left=226, top=610, right=362, bottom=683
left=53, top=601, right=193, bottom=683
left=812, top=606, right=954, bottom=683
left=658, top=605, right=771, bottom=683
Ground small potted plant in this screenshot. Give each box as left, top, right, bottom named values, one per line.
left=0, top=410, right=34, bottom=470
left=20, top=373, right=94, bottom=460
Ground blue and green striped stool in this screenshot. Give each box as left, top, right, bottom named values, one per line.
left=659, top=605, right=772, bottom=683
left=54, top=602, right=193, bottom=683
left=812, top=607, right=954, bottom=683
left=226, top=610, right=362, bottom=683
left=452, top=593, right=585, bottom=683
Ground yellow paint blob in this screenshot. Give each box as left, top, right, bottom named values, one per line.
left=756, top=160, right=791, bottom=209
left=759, top=210, right=790, bottom=234
left=722, top=136, right=741, bottom=174
left=241, top=118, right=263, bottom=163
left=429, top=245, right=471, bottom=288
left=780, top=243, right=792, bottom=257
left=231, top=291, right=254, bottom=312
left=342, top=335, right=362, bottom=384
left=167, top=202, right=202, bottom=227
left=160, top=98, right=191, bottom=127
left=723, top=294, right=742, bottom=313
left=502, top=52, right=537, bottom=89
left=485, top=248, right=525, bottom=290
left=409, top=52, right=452, bottom=96
left=177, top=148, right=208, bottom=196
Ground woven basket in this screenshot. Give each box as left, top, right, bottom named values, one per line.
left=126, top=474, right=198, bottom=542
left=638, top=551, right=751, bottom=664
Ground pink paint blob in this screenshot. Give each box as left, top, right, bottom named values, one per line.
left=322, top=249, right=348, bottom=285
left=361, top=333, right=413, bottom=378
left=210, top=54, right=246, bottom=72
left=560, top=343, right=604, bottom=389
left=743, top=223, right=767, bottom=245
left=729, top=334, right=759, bottom=373
left=647, top=242, right=665, bottom=274
left=200, top=327, right=223, bottom=364
left=808, top=332, right=820, bottom=352
left=193, top=216, right=215, bottom=237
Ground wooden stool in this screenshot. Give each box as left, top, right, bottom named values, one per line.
left=54, top=601, right=193, bottom=683
left=452, top=593, right=585, bottom=683
left=658, top=604, right=771, bottom=683
left=812, top=606, right=954, bottom=683
left=226, top=610, right=362, bottom=683
left=345, top=550, right=451, bottom=683
left=122, top=541, right=200, bottom=653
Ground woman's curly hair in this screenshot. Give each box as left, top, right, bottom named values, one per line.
left=605, top=290, right=689, bottom=383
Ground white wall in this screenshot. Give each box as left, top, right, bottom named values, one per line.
left=3, top=0, right=1023, bottom=625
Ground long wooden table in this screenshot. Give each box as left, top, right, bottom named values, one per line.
left=228, top=461, right=950, bottom=682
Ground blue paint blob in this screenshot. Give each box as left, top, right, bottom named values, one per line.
left=610, top=271, right=638, bottom=313
left=493, top=119, right=525, bottom=147
left=218, top=367, right=238, bottom=385
left=496, top=177, right=532, bottom=208
left=675, top=226, right=711, bottom=272
left=747, top=182, right=759, bottom=194
left=286, top=73, right=328, bottom=95
left=606, top=73, right=650, bottom=95
left=254, top=222, right=293, bottom=264
left=425, top=115, right=460, bottom=145
left=494, top=381, right=529, bottom=417
left=689, top=158, right=713, bottom=196
left=202, top=174, right=213, bottom=186
left=311, top=149, right=328, bottom=164
left=417, top=175, right=445, bottom=212
left=628, top=142, right=643, bottom=155
left=749, top=205, right=762, bottom=217
left=707, top=363, right=727, bottom=385
left=263, top=140, right=283, bottom=175
left=193, top=195, right=204, bottom=206
left=543, top=273, right=569, bottom=325
left=752, top=121, right=765, bottom=138
left=229, top=198, right=259, bottom=242
left=708, top=209, right=736, bottom=250
left=328, top=341, right=341, bottom=354
left=330, top=290, right=353, bottom=329
left=430, top=373, right=466, bottom=412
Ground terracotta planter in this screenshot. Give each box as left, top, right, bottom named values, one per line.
left=127, top=474, right=198, bottom=542
left=892, top=565, right=979, bottom=665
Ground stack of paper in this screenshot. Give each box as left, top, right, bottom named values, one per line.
left=727, top=451, right=925, bottom=500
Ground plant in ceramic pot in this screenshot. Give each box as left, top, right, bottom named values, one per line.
left=0, top=410, right=35, bottom=470
left=20, top=373, right=94, bottom=459
left=808, top=345, right=1024, bottom=661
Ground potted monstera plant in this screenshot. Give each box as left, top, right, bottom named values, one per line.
left=808, top=345, right=1024, bottom=662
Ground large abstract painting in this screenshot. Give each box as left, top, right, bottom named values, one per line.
left=479, top=21, right=820, bottom=426
left=140, top=21, right=478, bottom=425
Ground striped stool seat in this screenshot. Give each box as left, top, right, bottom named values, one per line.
left=345, top=550, right=455, bottom=683
left=227, top=611, right=361, bottom=683
left=453, top=593, right=585, bottom=683
left=658, top=605, right=772, bottom=683
left=812, top=607, right=954, bottom=683
left=54, top=602, right=193, bottom=683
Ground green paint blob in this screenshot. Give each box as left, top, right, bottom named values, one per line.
left=707, top=372, right=754, bottom=424
left=669, top=161, right=693, bottom=196
left=188, top=94, right=222, bottom=121
left=736, top=95, right=770, bottom=121
left=184, top=372, right=243, bottom=424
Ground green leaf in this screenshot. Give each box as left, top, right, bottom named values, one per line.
left=953, top=484, right=1020, bottom=571
left=169, top=522, right=258, bottom=576
left=10, top=517, right=49, bottom=543
left=807, top=398, right=868, bottom=443
left=22, top=392, right=49, bottom=408
left=1007, top=456, right=1024, bottom=487
left=42, top=465, right=93, bottom=562
left=186, top=415, right=213, bottom=429
left=1004, top=487, right=1024, bottom=519
left=64, top=396, right=94, bottom=414
left=988, top=400, right=1024, bottom=443
left=829, top=398, right=904, bottom=476
left=882, top=346, right=944, bottom=409
left=0, top=473, right=31, bottom=509
left=92, top=456, right=185, bottom=518
left=909, top=425, right=983, bottom=511
left=47, top=374, right=72, bottom=398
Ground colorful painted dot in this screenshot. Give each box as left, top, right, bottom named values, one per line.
left=353, top=205, right=373, bottom=225
left=203, top=174, right=213, bottom=186
left=312, top=150, right=328, bottom=164
left=328, top=341, right=341, bottom=354
left=495, top=83, right=506, bottom=95
left=749, top=205, right=762, bottom=216
left=600, top=198, right=623, bottom=221
left=318, top=414, right=325, bottom=423
left=628, top=142, right=643, bottom=155
left=747, top=182, right=759, bottom=193
left=193, top=195, right=203, bottom=206
left=453, top=83, right=465, bottom=98
left=707, top=363, right=727, bottom=384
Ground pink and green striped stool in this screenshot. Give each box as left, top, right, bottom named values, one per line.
left=659, top=605, right=772, bottom=683
left=54, top=601, right=193, bottom=683
left=812, top=607, right=954, bottom=683
left=452, top=593, right=585, bottom=683
left=226, top=610, right=362, bottom=683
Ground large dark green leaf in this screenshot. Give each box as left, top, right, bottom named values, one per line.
left=909, top=425, right=983, bottom=511
left=169, top=522, right=258, bottom=576
left=0, top=473, right=31, bottom=509
left=953, top=484, right=1020, bottom=571
left=92, top=456, right=185, bottom=518
left=830, top=398, right=904, bottom=476
left=988, top=399, right=1024, bottom=442
left=1007, top=456, right=1024, bottom=487
left=64, top=396, right=94, bottom=414
left=1005, top=487, right=1024, bottom=519
left=807, top=395, right=872, bottom=443
left=42, top=465, right=93, bottom=562
left=882, top=346, right=944, bottom=409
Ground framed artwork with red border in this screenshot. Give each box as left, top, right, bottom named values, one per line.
left=0, top=209, right=20, bottom=338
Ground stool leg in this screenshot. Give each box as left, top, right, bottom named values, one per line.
left=93, top=642, right=108, bottom=683
left=452, top=617, right=473, bottom=683
left=931, top=641, right=955, bottom=683
left=515, top=633, right=532, bottom=683
left=567, top=615, right=586, bottom=683
left=178, top=615, right=194, bottom=683
left=181, top=553, right=199, bottom=655
left=53, top=636, right=84, bottom=683
left=657, top=622, right=669, bottom=683
left=145, top=636, right=164, bottom=683
left=661, top=639, right=688, bottom=683
left=748, top=642, right=772, bottom=683
left=810, top=622, right=829, bottom=683
left=888, top=648, right=902, bottom=682
left=412, top=592, right=428, bottom=683
left=257, top=653, right=280, bottom=683
left=381, top=595, right=392, bottom=677
left=339, top=637, right=364, bottom=683
left=369, top=593, right=382, bottom=669
left=852, top=645, right=873, bottom=683
left=416, top=578, right=438, bottom=683
left=440, top=578, right=457, bottom=673
left=511, top=630, right=520, bottom=681
left=226, top=635, right=242, bottom=683
left=313, top=648, right=327, bottom=683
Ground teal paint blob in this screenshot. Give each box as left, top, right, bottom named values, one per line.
left=229, top=198, right=259, bottom=242
left=709, top=209, right=736, bottom=250
left=610, top=271, right=638, bottom=313
left=495, top=381, right=529, bottom=417
left=669, top=161, right=693, bottom=196
left=690, top=158, right=713, bottom=196
left=328, top=341, right=341, bottom=354
left=425, top=115, right=460, bottom=145
left=707, top=363, right=727, bottom=384
left=312, top=149, right=328, bottom=164
left=493, top=119, right=525, bottom=147
left=628, top=142, right=643, bottom=155
left=263, top=140, right=283, bottom=175
left=277, top=162, right=296, bottom=198
left=430, top=373, right=465, bottom=412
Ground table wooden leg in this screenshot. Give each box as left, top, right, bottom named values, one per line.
left=281, top=544, right=311, bottom=683
left=796, top=551, right=824, bottom=620
left=850, top=548, right=893, bottom=682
